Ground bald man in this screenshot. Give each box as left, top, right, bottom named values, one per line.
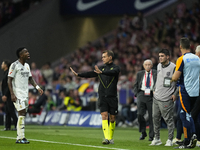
left=133, top=59, right=157, bottom=141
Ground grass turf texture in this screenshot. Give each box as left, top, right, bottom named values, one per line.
left=0, top=125, right=177, bottom=150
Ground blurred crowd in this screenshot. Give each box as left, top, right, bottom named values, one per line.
left=0, top=0, right=200, bottom=126
left=0, top=0, right=43, bottom=27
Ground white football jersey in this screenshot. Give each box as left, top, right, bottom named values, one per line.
left=8, top=60, right=32, bottom=100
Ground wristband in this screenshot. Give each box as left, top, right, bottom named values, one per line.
left=36, top=85, right=40, bottom=90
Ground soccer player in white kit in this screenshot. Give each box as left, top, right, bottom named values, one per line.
left=8, top=47, right=43, bottom=144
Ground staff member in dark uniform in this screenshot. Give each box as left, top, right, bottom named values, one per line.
left=70, top=50, right=120, bottom=145
left=1, top=60, right=18, bottom=131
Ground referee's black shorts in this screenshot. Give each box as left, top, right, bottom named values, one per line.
left=98, top=96, right=118, bottom=115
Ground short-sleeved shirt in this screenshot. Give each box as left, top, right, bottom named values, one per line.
left=175, top=53, right=200, bottom=97
left=8, top=60, right=32, bottom=100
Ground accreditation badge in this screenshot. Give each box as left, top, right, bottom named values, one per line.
left=163, top=77, right=171, bottom=87
left=144, top=87, right=151, bottom=96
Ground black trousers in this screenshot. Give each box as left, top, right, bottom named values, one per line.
left=176, top=101, right=183, bottom=139
left=5, top=99, right=18, bottom=129
left=27, top=107, right=41, bottom=114
left=191, top=95, right=200, bottom=141
left=137, top=90, right=154, bottom=138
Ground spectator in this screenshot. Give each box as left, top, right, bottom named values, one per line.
left=41, top=62, right=54, bottom=87
left=28, top=89, right=47, bottom=114
left=64, top=76, right=76, bottom=92
left=31, top=62, right=43, bottom=86
left=176, top=0, right=186, bottom=18
left=57, top=89, right=81, bottom=111
left=120, top=97, right=137, bottom=126
left=45, top=89, right=56, bottom=111
left=28, top=89, right=38, bottom=105
left=53, top=66, right=61, bottom=82
left=131, top=12, right=147, bottom=31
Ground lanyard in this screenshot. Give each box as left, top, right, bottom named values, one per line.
left=144, top=70, right=153, bottom=87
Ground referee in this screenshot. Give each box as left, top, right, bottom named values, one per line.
left=70, top=50, right=120, bottom=144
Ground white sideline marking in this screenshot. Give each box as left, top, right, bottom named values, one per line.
left=0, top=136, right=129, bottom=150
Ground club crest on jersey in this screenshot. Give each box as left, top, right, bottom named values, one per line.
left=110, top=67, right=113, bottom=70
left=166, top=72, right=170, bottom=76
left=102, top=68, right=104, bottom=71
left=21, top=68, right=23, bottom=71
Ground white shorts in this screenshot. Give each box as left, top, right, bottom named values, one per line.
left=13, top=98, right=29, bottom=111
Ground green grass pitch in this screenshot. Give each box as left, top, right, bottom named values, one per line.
left=0, top=125, right=178, bottom=150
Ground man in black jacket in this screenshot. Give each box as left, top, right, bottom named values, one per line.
left=70, top=50, right=120, bottom=144
left=27, top=89, right=47, bottom=114
left=1, top=60, right=18, bottom=131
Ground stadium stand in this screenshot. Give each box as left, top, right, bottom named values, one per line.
left=0, top=0, right=43, bottom=28
left=0, top=0, right=200, bottom=127
left=29, top=0, right=200, bottom=112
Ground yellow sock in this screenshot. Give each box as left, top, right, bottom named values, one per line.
left=109, top=122, right=115, bottom=140
left=102, top=120, right=109, bottom=139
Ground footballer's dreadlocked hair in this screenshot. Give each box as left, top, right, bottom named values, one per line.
left=16, top=47, right=26, bottom=58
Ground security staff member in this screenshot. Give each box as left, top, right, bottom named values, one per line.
left=70, top=50, right=120, bottom=145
